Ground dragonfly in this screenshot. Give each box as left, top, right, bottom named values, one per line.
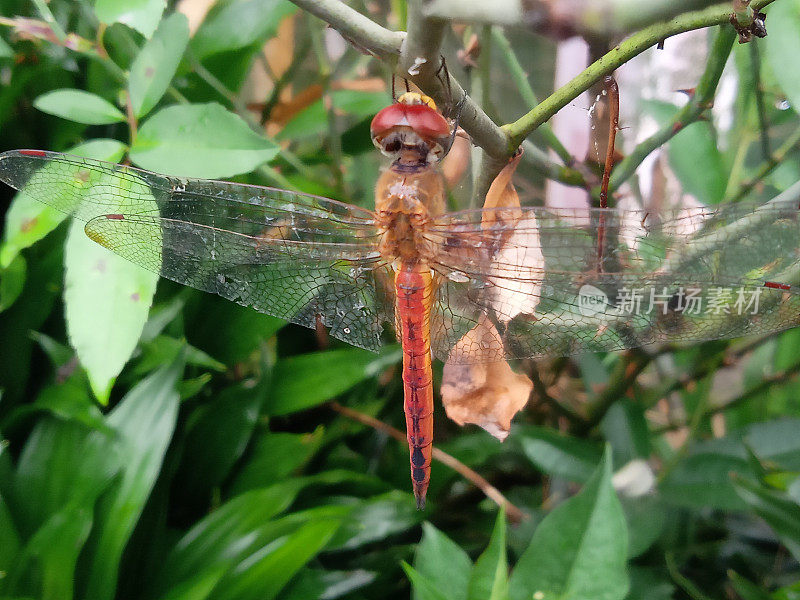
left=2, top=93, right=800, bottom=509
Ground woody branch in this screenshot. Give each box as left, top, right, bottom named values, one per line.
left=290, top=0, right=778, bottom=198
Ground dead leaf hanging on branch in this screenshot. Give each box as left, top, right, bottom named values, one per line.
left=442, top=150, right=536, bottom=440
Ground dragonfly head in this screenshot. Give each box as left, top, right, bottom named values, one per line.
left=371, top=93, right=453, bottom=166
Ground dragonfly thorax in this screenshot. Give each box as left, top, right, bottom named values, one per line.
left=375, top=165, right=445, bottom=264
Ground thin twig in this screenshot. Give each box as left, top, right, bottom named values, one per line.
left=423, top=0, right=730, bottom=38
left=599, top=75, right=619, bottom=208
left=491, top=28, right=571, bottom=163
left=503, top=0, right=776, bottom=151
left=521, top=140, right=589, bottom=187
left=750, top=40, right=771, bottom=161
left=330, top=401, right=528, bottom=523
left=289, top=0, right=405, bottom=61
left=666, top=552, right=716, bottom=600
left=289, top=0, right=510, bottom=163
left=310, top=20, right=345, bottom=194
left=32, top=0, right=66, bottom=41
left=654, top=358, right=800, bottom=434
left=607, top=25, right=735, bottom=194
left=581, top=351, right=650, bottom=432
left=726, top=125, right=800, bottom=203
left=528, top=364, right=587, bottom=425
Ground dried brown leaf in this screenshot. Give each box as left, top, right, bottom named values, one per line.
left=481, top=149, right=523, bottom=228
left=442, top=316, right=533, bottom=441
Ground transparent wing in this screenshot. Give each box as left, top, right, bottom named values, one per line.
left=0, top=150, right=394, bottom=351
left=424, top=202, right=800, bottom=362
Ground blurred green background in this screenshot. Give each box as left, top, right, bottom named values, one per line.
left=1, top=0, right=800, bottom=599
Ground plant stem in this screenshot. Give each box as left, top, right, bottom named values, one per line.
left=491, top=28, right=572, bottom=164
left=607, top=25, right=735, bottom=194
left=289, top=0, right=405, bottom=61
left=655, top=357, right=800, bottom=434
left=750, top=40, right=771, bottom=161
left=581, top=351, right=650, bottom=432
left=309, top=21, right=345, bottom=194
left=521, top=140, right=588, bottom=187
left=528, top=364, right=587, bottom=425
left=726, top=125, right=800, bottom=202
left=423, top=0, right=730, bottom=37
left=288, top=0, right=510, bottom=161
left=330, top=401, right=527, bottom=522
left=503, top=0, right=776, bottom=151
left=32, top=0, right=66, bottom=41
left=666, top=552, right=717, bottom=600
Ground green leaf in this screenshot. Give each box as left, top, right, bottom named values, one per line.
left=659, top=439, right=752, bottom=510
left=0, top=139, right=127, bottom=268
left=64, top=168, right=160, bottom=401
left=516, top=425, right=602, bottom=483
left=155, top=484, right=315, bottom=591
left=509, top=446, right=629, bottom=600
left=728, top=571, right=772, bottom=600
left=33, top=89, right=125, bottom=125
left=0, top=254, right=25, bottom=312
left=0, top=488, right=21, bottom=581
left=32, top=376, right=108, bottom=432
left=267, top=346, right=400, bottom=416
left=156, top=567, right=227, bottom=600
left=601, top=400, right=650, bottom=464
left=191, top=0, right=297, bottom=60
left=281, top=568, right=376, bottom=600
left=279, top=91, right=389, bottom=140
left=184, top=293, right=284, bottom=364
left=403, top=563, right=451, bottom=600
left=173, top=380, right=265, bottom=500
left=133, top=334, right=225, bottom=377
left=0, top=35, right=12, bottom=59
left=765, top=0, right=800, bottom=118
left=468, top=508, right=509, bottom=600
left=129, top=12, right=189, bottom=118
left=326, top=491, right=423, bottom=551
left=12, top=505, right=94, bottom=600
left=745, top=418, right=800, bottom=470
left=82, top=356, right=183, bottom=600
left=667, top=121, right=726, bottom=204
left=94, top=0, right=166, bottom=38
left=645, top=100, right=726, bottom=204
left=734, top=476, right=800, bottom=563
left=229, top=429, right=324, bottom=495
left=12, top=418, right=119, bottom=535
left=412, top=523, right=472, bottom=600
left=130, top=103, right=279, bottom=177
left=155, top=502, right=349, bottom=597
left=210, top=518, right=342, bottom=600
left=621, top=495, right=665, bottom=559
left=626, top=567, right=674, bottom=600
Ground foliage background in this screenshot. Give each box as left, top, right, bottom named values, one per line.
left=1, top=0, right=800, bottom=599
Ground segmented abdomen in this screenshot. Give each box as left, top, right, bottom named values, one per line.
left=395, top=263, right=435, bottom=510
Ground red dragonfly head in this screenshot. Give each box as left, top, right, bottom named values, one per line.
left=370, top=92, right=453, bottom=166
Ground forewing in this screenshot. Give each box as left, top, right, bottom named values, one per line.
left=0, top=150, right=394, bottom=351
left=425, top=201, right=800, bottom=362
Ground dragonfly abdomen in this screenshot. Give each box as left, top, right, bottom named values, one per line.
left=395, top=263, right=435, bottom=510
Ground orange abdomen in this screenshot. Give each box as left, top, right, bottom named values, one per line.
left=394, top=264, right=435, bottom=509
